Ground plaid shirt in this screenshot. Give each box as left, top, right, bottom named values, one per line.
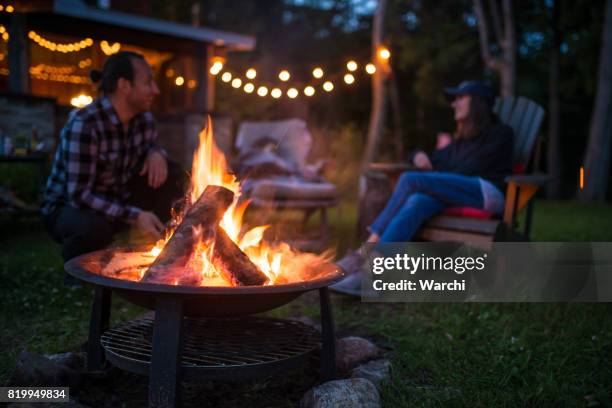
left=42, top=97, right=165, bottom=224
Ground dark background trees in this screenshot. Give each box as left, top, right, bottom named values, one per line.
left=151, top=0, right=610, bottom=201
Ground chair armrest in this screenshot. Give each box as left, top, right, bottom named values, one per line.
left=502, top=173, right=550, bottom=228
left=505, top=173, right=552, bottom=186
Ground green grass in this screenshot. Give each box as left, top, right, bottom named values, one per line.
left=1, top=200, right=612, bottom=406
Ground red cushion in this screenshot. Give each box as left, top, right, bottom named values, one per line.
left=443, top=207, right=494, bottom=219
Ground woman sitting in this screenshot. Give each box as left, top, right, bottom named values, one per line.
left=334, top=80, right=513, bottom=288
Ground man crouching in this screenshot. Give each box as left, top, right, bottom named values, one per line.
left=41, top=51, right=184, bottom=267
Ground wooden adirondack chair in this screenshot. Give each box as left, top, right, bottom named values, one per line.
left=415, top=96, right=548, bottom=247
left=234, top=119, right=339, bottom=243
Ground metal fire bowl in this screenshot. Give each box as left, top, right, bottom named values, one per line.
left=65, top=247, right=344, bottom=317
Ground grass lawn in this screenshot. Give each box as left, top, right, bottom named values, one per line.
left=1, top=200, right=612, bottom=406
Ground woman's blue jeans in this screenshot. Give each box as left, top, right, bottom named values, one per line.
left=369, top=171, right=485, bottom=242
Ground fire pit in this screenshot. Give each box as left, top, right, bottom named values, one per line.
left=63, top=119, right=344, bottom=407
left=65, top=251, right=341, bottom=408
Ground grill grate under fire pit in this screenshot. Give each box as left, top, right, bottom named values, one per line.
left=101, top=316, right=320, bottom=381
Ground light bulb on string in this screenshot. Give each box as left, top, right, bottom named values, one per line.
left=221, top=72, right=232, bottom=82
left=344, top=73, right=355, bottom=84
left=304, top=86, right=315, bottom=96
left=323, top=81, right=334, bottom=92
left=378, top=47, right=391, bottom=60
left=246, top=68, right=257, bottom=79
left=279, top=70, right=290, bottom=81
left=244, top=83, right=255, bottom=93
left=257, top=86, right=268, bottom=97
left=346, top=61, right=358, bottom=71
left=287, top=88, right=298, bottom=99
left=271, top=88, right=282, bottom=98
left=231, top=78, right=242, bottom=88
left=365, top=63, right=376, bottom=74
left=312, top=67, right=324, bottom=79
left=210, top=61, right=223, bottom=75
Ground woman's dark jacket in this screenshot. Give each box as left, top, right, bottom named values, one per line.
left=429, top=121, right=514, bottom=192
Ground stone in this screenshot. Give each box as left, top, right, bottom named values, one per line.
left=288, top=316, right=317, bottom=328
left=7, top=350, right=84, bottom=389
left=336, top=336, right=381, bottom=372
left=351, top=359, right=391, bottom=389
left=300, top=378, right=380, bottom=408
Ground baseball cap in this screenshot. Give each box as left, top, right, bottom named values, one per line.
left=444, top=80, right=496, bottom=107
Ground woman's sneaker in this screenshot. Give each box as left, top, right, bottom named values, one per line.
left=330, top=250, right=366, bottom=296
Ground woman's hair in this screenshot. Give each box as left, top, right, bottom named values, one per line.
left=454, top=95, right=494, bottom=139
left=89, top=51, right=146, bottom=94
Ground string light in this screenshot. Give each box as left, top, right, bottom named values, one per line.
left=304, top=86, right=315, bottom=96
left=213, top=48, right=394, bottom=99
left=0, top=4, right=15, bottom=13
left=175, top=76, right=184, bottom=86
left=278, top=70, right=290, bottom=81
left=221, top=72, right=232, bottom=82
left=70, top=94, right=93, bottom=108
left=30, top=64, right=75, bottom=75
left=257, top=86, right=268, bottom=97
left=231, top=78, right=242, bottom=88
left=187, top=79, right=197, bottom=89
left=287, top=88, right=298, bottom=98
left=78, top=58, right=92, bottom=69
left=378, top=47, right=391, bottom=60
left=209, top=61, right=223, bottom=75
left=312, top=67, right=324, bottom=79
left=100, top=40, right=121, bottom=55
left=2, top=32, right=8, bottom=41
left=28, top=31, right=93, bottom=53
left=165, top=68, right=175, bottom=78
left=271, top=88, right=282, bottom=98
left=346, top=61, right=358, bottom=71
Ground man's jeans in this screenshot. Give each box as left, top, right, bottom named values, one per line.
left=43, top=160, right=186, bottom=261
left=369, top=171, right=495, bottom=242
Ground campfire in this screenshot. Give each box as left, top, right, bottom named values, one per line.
left=102, top=118, right=333, bottom=287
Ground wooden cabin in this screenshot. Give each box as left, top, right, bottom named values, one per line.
left=0, top=0, right=255, bottom=165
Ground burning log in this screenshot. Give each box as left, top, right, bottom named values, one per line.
left=141, top=185, right=234, bottom=284
left=212, top=227, right=269, bottom=286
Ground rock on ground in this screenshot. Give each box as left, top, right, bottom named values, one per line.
left=300, top=378, right=380, bottom=408
left=336, top=336, right=381, bottom=372
left=351, top=359, right=391, bottom=390
left=7, top=350, right=85, bottom=389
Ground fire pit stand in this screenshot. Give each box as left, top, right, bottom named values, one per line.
left=67, top=249, right=342, bottom=408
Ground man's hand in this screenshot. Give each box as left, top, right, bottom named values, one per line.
left=413, top=151, right=433, bottom=170
left=136, top=211, right=164, bottom=239
left=140, top=150, right=168, bottom=189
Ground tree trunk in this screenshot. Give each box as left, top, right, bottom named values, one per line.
left=388, top=70, right=404, bottom=161
left=473, top=0, right=516, bottom=97
left=581, top=0, right=612, bottom=202
left=362, top=0, right=388, bottom=168
left=547, top=0, right=562, bottom=198
left=500, top=0, right=516, bottom=97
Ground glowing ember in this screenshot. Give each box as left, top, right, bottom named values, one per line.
left=115, top=117, right=334, bottom=287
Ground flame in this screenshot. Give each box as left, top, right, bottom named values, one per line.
left=141, top=116, right=333, bottom=286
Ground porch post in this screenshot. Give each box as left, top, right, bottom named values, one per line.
left=8, top=12, right=30, bottom=93
left=192, top=43, right=214, bottom=113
